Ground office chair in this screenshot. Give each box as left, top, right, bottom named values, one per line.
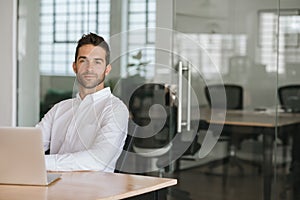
left=127, top=83, right=177, bottom=176
left=114, top=83, right=193, bottom=199
left=204, top=84, right=259, bottom=178
left=278, top=84, right=300, bottom=113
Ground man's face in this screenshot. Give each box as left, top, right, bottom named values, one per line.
left=73, top=44, right=111, bottom=89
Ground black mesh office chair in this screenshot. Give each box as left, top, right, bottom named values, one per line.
left=115, top=83, right=192, bottom=199
left=205, top=84, right=243, bottom=110
left=278, top=84, right=300, bottom=113
left=204, top=84, right=259, bottom=178
left=127, top=83, right=177, bottom=175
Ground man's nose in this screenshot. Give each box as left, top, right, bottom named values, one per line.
left=85, top=61, right=94, bottom=70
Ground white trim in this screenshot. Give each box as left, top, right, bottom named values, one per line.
left=12, top=0, right=17, bottom=126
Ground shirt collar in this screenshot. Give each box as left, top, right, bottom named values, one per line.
left=75, top=87, right=111, bottom=102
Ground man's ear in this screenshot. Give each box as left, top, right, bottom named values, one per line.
left=72, top=62, right=77, bottom=73
left=105, top=64, right=112, bottom=75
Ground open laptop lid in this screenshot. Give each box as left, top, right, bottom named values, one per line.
left=0, top=127, right=59, bottom=186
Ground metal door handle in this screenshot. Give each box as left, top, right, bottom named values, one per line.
left=177, top=61, right=192, bottom=133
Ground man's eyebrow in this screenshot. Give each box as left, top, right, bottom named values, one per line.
left=77, top=56, right=104, bottom=61
left=94, top=58, right=104, bottom=62
left=78, top=56, right=87, bottom=60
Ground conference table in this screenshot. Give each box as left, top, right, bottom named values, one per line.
left=0, top=171, right=177, bottom=200
left=198, top=107, right=300, bottom=200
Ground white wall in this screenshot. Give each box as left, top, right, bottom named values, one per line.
left=109, top=0, right=124, bottom=80
left=154, top=0, right=174, bottom=84
left=18, top=0, right=40, bottom=126
left=0, top=0, right=40, bottom=126
left=0, top=0, right=17, bottom=126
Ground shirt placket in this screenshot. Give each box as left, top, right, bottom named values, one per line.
left=58, top=98, right=81, bottom=153
left=63, top=96, right=93, bottom=153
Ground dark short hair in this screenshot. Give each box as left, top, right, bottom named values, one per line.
left=74, top=32, right=110, bottom=65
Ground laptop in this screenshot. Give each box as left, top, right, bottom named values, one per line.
left=0, top=127, right=61, bottom=186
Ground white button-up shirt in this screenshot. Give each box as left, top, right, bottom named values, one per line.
left=37, top=87, right=129, bottom=172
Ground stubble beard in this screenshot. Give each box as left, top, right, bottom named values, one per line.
left=77, top=72, right=106, bottom=89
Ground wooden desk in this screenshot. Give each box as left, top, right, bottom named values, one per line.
left=201, top=108, right=300, bottom=127
left=199, top=108, right=300, bottom=200
left=0, top=171, right=177, bottom=200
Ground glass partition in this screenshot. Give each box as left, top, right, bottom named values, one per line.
left=172, top=0, right=300, bottom=199
left=277, top=2, right=300, bottom=200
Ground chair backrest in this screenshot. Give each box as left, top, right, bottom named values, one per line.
left=128, top=83, right=177, bottom=149
left=278, top=84, right=300, bottom=113
left=204, top=84, right=243, bottom=110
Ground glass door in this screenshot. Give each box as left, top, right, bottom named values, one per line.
left=165, top=0, right=300, bottom=199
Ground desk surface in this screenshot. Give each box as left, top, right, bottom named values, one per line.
left=0, top=172, right=177, bottom=200
left=199, top=108, right=300, bottom=127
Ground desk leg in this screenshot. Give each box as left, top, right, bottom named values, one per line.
left=263, top=130, right=274, bottom=200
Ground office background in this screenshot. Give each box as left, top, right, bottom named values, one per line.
left=1, top=0, right=300, bottom=199
left=2, top=0, right=300, bottom=127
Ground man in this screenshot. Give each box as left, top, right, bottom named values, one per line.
left=37, top=33, right=129, bottom=172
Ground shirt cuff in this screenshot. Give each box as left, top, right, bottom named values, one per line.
left=45, top=154, right=57, bottom=171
